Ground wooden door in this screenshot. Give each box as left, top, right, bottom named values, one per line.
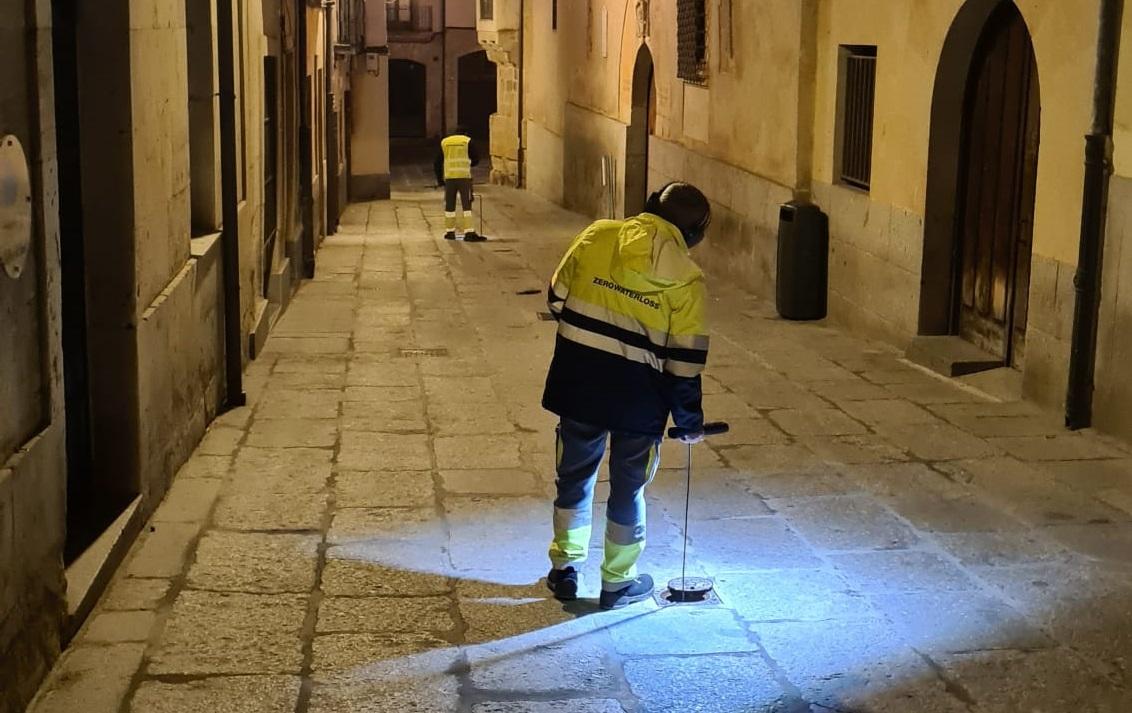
left=956, top=5, right=1040, bottom=366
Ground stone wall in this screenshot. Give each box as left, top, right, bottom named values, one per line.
left=0, top=0, right=67, bottom=709
left=561, top=103, right=628, bottom=218
left=811, top=181, right=925, bottom=349
left=1094, top=175, right=1132, bottom=437
left=649, top=136, right=792, bottom=299
left=524, top=119, right=564, bottom=205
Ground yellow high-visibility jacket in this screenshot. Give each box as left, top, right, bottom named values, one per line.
left=440, top=135, right=473, bottom=180
left=542, top=213, right=709, bottom=436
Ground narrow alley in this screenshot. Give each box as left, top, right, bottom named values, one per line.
left=26, top=182, right=1132, bottom=713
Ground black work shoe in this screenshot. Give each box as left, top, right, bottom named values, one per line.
left=546, top=566, right=579, bottom=601
left=599, top=574, right=655, bottom=610
left=463, top=231, right=487, bottom=243
left=443, top=231, right=457, bottom=241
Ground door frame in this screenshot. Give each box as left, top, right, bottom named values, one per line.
left=624, top=43, right=655, bottom=217
left=921, top=0, right=1037, bottom=339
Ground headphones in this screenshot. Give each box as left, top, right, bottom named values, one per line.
left=646, top=182, right=712, bottom=246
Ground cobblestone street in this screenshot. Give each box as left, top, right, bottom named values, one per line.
left=27, top=184, right=1132, bottom=713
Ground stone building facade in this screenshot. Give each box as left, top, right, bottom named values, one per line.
left=387, top=0, right=493, bottom=143
left=0, top=0, right=381, bottom=709
left=484, top=0, right=1132, bottom=441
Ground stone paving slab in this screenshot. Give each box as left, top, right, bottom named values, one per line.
left=129, top=676, right=301, bottom=713
left=186, top=531, right=320, bottom=593
left=148, top=591, right=308, bottom=675
left=623, top=655, right=802, bottom=713
left=334, top=470, right=437, bottom=508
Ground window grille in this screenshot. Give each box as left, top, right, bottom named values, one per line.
left=838, top=46, right=877, bottom=190
left=677, top=0, right=707, bottom=84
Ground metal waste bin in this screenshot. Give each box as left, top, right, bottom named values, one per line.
left=776, top=201, right=829, bottom=321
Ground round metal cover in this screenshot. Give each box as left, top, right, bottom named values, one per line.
left=667, top=576, right=715, bottom=601
left=0, top=134, right=32, bottom=280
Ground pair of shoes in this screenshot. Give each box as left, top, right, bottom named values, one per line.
left=546, top=566, right=579, bottom=601
left=463, top=231, right=487, bottom=243
left=599, top=574, right=655, bottom=610
left=443, top=231, right=457, bottom=241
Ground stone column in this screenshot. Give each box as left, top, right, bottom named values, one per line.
left=477, top=0, right=522, bottom=186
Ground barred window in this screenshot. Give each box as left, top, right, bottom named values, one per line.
left=836, top=45, right=877, bottom=190
left=336, top=0, right=361, bottom=47
left=677, top=0, right=707, bottom=84
left=480, top=0, right=493, bottom=21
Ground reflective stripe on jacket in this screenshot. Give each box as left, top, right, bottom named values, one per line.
left=542, top=214, right=709, bottom=436
left=441, top=135, right=473, bottom=179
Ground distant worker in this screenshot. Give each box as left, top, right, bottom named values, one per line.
left=434, top=127, right=484, bottom=242
left=542, top=182, right=712, bottom=610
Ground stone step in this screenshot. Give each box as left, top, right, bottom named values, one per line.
left=906, top=335, right=1004, bottom=377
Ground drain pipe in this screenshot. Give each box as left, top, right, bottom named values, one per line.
left=516, top=0, right=525, bottom=188
left=1066, top=0, right=1125, bottom=430
left=298, top=0, right=316, bottom=278
left=217, top=0, right=247, bottom=408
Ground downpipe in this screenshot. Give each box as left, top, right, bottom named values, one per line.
left=217, top=0, right=247, bottom=408
left=1066, top=0, right=1124, bottom=430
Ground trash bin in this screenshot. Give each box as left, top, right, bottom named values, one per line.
left=776, top=201, right=829, bottom=321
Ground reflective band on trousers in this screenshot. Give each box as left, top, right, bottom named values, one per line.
left=549, top=507, right=592, bottom=569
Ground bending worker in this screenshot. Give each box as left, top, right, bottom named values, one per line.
left=434, top=127, right=484, bottom=242
left=542, top=182, right=712, bottom=610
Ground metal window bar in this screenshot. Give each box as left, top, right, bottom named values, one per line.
left=840, top=52, right=876, bottom=190
left=677, top=0, right=707, bottom=84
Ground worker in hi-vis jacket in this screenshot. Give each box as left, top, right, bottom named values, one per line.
left=434, top=127, right=484, bottom=242
left=541, top=182, right=713, bottom=610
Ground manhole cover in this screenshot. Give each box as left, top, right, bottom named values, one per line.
left=537, top=312, right=556, bottom=321
left=655, top=583, right=723, bottom=608
left=398, top=348, right=450, bottom=358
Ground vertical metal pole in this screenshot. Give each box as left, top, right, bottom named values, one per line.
left=1066, top=0, right=1124, bottom=429
left=680, top=443, right=692, bottom=592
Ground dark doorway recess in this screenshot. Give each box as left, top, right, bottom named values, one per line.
left=53, top=0, right=141, bottom=566
left=625, top=44, right=656, bottom=217
left=457, top=50, right=497, bottom=140
left=390, top=59, right=428, bottom=138
left=920, top=0, right=1040, bottom=370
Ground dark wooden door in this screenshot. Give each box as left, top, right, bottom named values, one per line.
left=956, top=5, right=1040, bottom=366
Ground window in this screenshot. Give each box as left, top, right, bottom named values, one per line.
left=480, top=0, right=493, bottom=21
left=836, top=45, right=877, bottom=190
left=552, top=0, right=558, bottom=30
left=388, top=0, right=433, bottom=32
left=677, top=0, right=707, bottom=84
left=337, top=0, right=362, bottom=48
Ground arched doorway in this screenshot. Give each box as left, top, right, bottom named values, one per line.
left=625, top=44, right=656, bottom=216
left=921, top=0, right=1040, bottom=368
left=389, top=59, right=427, bottom=138
left=457, top=50, right=497, bottom=140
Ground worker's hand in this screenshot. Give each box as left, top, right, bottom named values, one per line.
left=678, top=431, right=705, bottom=445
